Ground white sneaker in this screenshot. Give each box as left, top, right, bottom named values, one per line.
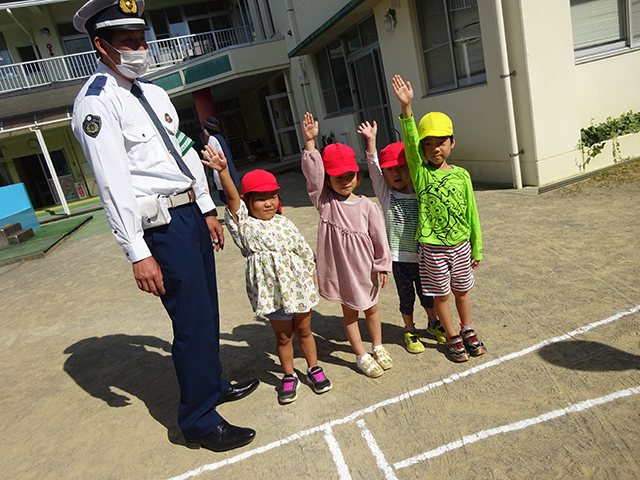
left=356, top=353, right=384, bottom=378
left=372, top=347, right=393, bottom=370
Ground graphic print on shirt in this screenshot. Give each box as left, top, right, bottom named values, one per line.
left=417, top=173, right=467, bottom=245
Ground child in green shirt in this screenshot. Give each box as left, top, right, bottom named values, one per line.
left=392, top=74, right=486, bottom=363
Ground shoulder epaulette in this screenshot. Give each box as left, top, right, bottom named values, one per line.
left=86, top=75, right=107, bottom=96
left=137, top=77, right=153, bottom=84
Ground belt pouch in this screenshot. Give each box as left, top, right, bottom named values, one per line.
left=137, top=194, right=172, bottom=229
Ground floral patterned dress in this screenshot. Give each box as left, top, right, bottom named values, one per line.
left=225, top=202, right=319, bottom=316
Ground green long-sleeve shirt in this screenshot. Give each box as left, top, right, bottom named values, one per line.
left=400, top=115, right=482, bottom=260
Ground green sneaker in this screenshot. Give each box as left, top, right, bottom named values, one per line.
left=404, top=332, right=425, bottom=354
left=427, top=319, right=447, bottom=343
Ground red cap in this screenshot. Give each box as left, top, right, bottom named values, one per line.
left=379, top=142, right=407, bottom=169
left=322, top=143, right=359, bottom=176
left=241, top=169, right=280, bottom=195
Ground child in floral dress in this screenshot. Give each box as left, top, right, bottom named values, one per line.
left=301, top=112, right=393, bottom=378
left=201, top=145, right=332, bottom=404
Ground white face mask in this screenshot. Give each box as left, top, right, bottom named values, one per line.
left=105, top=41, right=150, bottom=79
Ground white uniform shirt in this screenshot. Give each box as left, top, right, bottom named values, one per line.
left=207, top=135, right=223, bottom=190
left=72, top=61, right=215, bottom=263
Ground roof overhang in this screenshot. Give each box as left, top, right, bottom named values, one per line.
left=0, top=0, right=70, bottom=10
left=0, top=108, right=72, bottom=138
left=287, top=0, right=379, bottom=58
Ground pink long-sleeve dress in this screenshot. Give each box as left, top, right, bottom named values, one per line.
left=301, top=149, right=392, bottom=311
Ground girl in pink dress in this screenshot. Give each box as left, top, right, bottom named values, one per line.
left=301, top=112, right=393, bottom=378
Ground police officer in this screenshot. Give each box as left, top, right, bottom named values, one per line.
left=71, top=0, right=258, bottom=452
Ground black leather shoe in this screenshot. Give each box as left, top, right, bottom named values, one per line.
left=185, top=420, right=256, bottom=452
left=218, top=378, right=260, bottom=405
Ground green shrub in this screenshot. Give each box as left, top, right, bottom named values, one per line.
left=580, top=111, right=640, bottom=163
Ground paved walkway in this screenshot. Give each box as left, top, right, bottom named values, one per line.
left=1, top=170, right=639, bottom=480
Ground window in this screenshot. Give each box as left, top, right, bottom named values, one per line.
left=570, top=0, right=640, bottom=59
left=0, top=33, right=14, bottom=66
left=315, top=40, right=354, bottom=115
left=0, top=157, right=12, bottom=187
left=416, top=0, right=486, bottom=94
left=57, top=23, right=92, bottom=55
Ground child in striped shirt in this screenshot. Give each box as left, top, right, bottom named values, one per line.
left=359, top=120, right=446, bottom=354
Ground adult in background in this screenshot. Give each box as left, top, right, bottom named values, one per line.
left=70, top=0, right=258, bottom=452
left=203, top=116, right=240, bottom=205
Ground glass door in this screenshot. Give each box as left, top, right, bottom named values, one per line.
left=347, top=47, right=395, bottom=150
left=266, top=93, right=299, bottom=161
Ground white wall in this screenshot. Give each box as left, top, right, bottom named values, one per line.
left=378, top=1, right=514, bottom=185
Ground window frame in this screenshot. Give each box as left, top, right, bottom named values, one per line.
left=314, top=39, right=355, bottom=117
left=571, top=0, right=640, bottom=62
left=414, top=0, right=487, bottom=95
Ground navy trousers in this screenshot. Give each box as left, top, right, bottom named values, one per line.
left=144, top=202, right=229, bottom=439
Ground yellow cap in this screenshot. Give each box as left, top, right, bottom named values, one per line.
left=417, top=112, right=453, bottom=140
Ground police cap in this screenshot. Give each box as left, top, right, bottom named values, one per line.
left=74, top=0, right=149, bottom=36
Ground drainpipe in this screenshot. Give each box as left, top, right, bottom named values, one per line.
left=493, top=0, right=523, bottom=189
left=285, top=0, right=315, bottom=115
left=30, top=126, right=71, bottom=215
left=6, top=8, right=41, bottom=59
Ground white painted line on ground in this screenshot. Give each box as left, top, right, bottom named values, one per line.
left=164, top=305, right=640, bottom=480
left=357, top=419, right=398, bottom=480
left=394, top=385, right=640, bottom=470
left=323, top=425, right=352, bottom=480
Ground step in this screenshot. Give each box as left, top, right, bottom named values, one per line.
left=7, top=228, right=34, bottom=245
left=0, top=222, right=23, bottom=247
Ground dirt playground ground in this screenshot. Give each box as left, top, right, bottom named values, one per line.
left=1, top=162, right=639, bottom=479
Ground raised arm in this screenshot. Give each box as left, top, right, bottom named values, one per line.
left=392, top=75, right=414, bottom=120
left=357, top=120, right=377, bottom=154
left=303, top=112, right=318, bottom=152
left=201, top=145, right=241, bottom=221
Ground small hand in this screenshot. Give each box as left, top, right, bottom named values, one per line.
left=133, top=256, right=165, bottom=296
left=201, top=145, right=227, bottom=172
left=303, top=112, right=319, bottom=142
left=392, top=75, right=413, bottom=106
left=206, top=215, right=225, bottom=252
left=379, top=272, right=388, bottom=288
left=357, top=120, right=377, bottom=140
left=471, top=259, right=480, bottom=269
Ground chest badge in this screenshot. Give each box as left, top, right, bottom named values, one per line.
left=165, top=113, right=173, bottom=123
left=82, top=115, right=101, bottom=138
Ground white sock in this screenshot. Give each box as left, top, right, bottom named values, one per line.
left=373, top=344, right=385, bottom=352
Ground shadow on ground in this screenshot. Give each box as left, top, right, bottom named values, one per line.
left=538, top=340, right=640, bottom=371
left=63, top=312, right=431, bottom=443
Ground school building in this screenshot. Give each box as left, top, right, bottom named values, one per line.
left=1, top=0, right=639, bottom=212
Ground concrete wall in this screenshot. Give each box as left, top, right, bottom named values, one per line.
left=377, top=1, right=514, bottom=185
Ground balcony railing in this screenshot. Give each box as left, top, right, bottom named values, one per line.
left=0, top=26, right=251, bottom=94
left=149, top=27, right=251, bottom=68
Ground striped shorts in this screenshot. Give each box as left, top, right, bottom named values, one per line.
left=418, top=241, right=475, bottom=296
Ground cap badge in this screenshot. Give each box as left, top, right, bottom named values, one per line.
left=83, top=114, right=102, bottom=138
left=118, top=0, right=137, bottom=14
left=165, top=113, right=173, bottom=123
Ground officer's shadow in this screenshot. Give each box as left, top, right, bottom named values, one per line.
left=63, top=334, right=182, bottom=441
left=62, top=314, right=414, bottom=441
